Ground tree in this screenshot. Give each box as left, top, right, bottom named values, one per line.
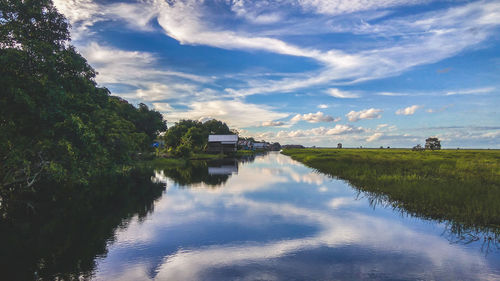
left=425, top=137, right=441, bottom=150
left=412, top=144, right=424, bottom=151
left=0, top=0, right=167, bottom=191
left=184, top=127, right=205, bottom=151
left=203, top=119, right=231, bottom=135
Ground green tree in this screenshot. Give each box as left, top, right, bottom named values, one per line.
left=0, top=0, right=167, bottom=191
left=203, top=119, right=231, bottom=134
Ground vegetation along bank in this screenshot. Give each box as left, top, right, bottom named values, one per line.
left=282, top=148, right=500, bottom=236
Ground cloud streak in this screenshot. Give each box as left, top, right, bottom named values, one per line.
left=56, top=0, right=500, bottom=97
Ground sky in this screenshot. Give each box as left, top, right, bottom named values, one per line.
left=53, top=0, right=500, bottom=148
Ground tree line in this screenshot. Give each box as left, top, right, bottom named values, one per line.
left=0, top=0, right=167, bottom=192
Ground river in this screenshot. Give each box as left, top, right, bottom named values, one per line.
left=2, top=152, right=499, bottom=280
left=94, top=152, right=499, bottom=280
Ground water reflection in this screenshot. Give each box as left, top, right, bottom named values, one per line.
left=0, top=168, right=165, bottom=280
left=1, top=153, right=499, bottom=280
left=354, top=185, right=500, bottom=252
left=95, top=152, right=499, bottom=280
left=157, top=157, right=249, bottom=188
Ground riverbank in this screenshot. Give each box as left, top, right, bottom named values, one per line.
left=282, top=148, right=500, bottom=233
left=145, top=150, right=263, bottom=169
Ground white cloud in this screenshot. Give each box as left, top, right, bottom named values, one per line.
left=230, top=2, right=283, bottom=25
left=327, top=88, right=360, bottom=98
left=274, top=124, right=364, bottom=139
left=326, top=124, right=364, bottom=135
left=346, top=108, right=383, bottom=122
left=377, top=92, right=409, bottom=96
left=317, top=104, right=329, bottom=109
left=426, top=104, right=452, bottom=113
left=164, top=100, right=289, bottom=128
left=376, top=124, right=397, bottom=132
left=291, top=112, right=340, bottom=123
left=223, top=1, right=500, bottom=96
left=298, top=0, right=429, bottom=16
left=152, top=102, right=175, bottom=112
left=445, top=87, right=495, bottom=96
left=56, top=0, right=500, bottom=98
left=395, top=105, right=422, bottom=115
left=154, top=0, right=319, bottom=59
left=132, top=83, right=195, bottom=101
left=366, top=132, right=383, bottom=142
left=53, top=0, right=157, bottom=39
left=78, top=42, right=210, bottom=86
left=262, top=121, right=285, bottom=127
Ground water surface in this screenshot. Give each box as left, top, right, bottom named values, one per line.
left=92, top=152, right=500, bottom=280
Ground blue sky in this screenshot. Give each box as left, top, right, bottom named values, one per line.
left=53, top=0, right=500, bottom=148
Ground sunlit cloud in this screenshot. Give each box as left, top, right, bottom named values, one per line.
left=261, top=120, right=286, bottom=127
left=327, top=88, right=360, bottom=98
left=346, top=108, right=383, bottom=122
left=163, top=100, right=289, bottom=128
left=395, top=105, right=422, bottom=115
left=291, top=112, right=340, bottom=123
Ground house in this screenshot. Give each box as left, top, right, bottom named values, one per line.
left=253, top=142, right=270, bottom=150
left=207, top=134, right=238, bottom=153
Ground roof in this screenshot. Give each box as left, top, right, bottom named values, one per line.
left=208, top=134, right=238, bottom=143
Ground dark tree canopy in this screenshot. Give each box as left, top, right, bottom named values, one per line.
left=0, top=0, right=167, bottom=191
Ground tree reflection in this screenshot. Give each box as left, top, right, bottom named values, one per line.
left=0, top=168, right=165, bottom=280
left=160, top=157, right=255, bottom=187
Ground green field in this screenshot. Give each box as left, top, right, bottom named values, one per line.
left=282, top=148, right=500, bottom=240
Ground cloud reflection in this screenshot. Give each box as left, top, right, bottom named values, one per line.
left=94, top=153, right=500, bottom=280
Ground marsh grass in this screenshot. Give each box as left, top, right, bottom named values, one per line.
left=282, top=148, right=500, bottom=246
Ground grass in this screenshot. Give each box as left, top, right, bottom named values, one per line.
left=190, top=153, right=226, bottom=160
left=282, top=148, right=500, bottom=241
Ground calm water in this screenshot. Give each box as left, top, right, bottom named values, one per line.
left=2, top=152, right=499, bottom=280
left=91, top=152, right=499, bottom=280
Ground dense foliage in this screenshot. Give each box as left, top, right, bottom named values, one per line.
left=164, top=119, right=233, bottom=157
left=282, top=149, right=500, bottom=239
left=0, top=0, right=167, bottom=191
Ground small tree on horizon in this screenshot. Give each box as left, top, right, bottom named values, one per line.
left=425, top=137, right=441, bottom=150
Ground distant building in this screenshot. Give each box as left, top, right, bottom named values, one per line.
left=253, top=142, right=269, bottom=150
left=337, top=143, right=342, bottom=149
left=207, top=135, right=238, bottom=153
